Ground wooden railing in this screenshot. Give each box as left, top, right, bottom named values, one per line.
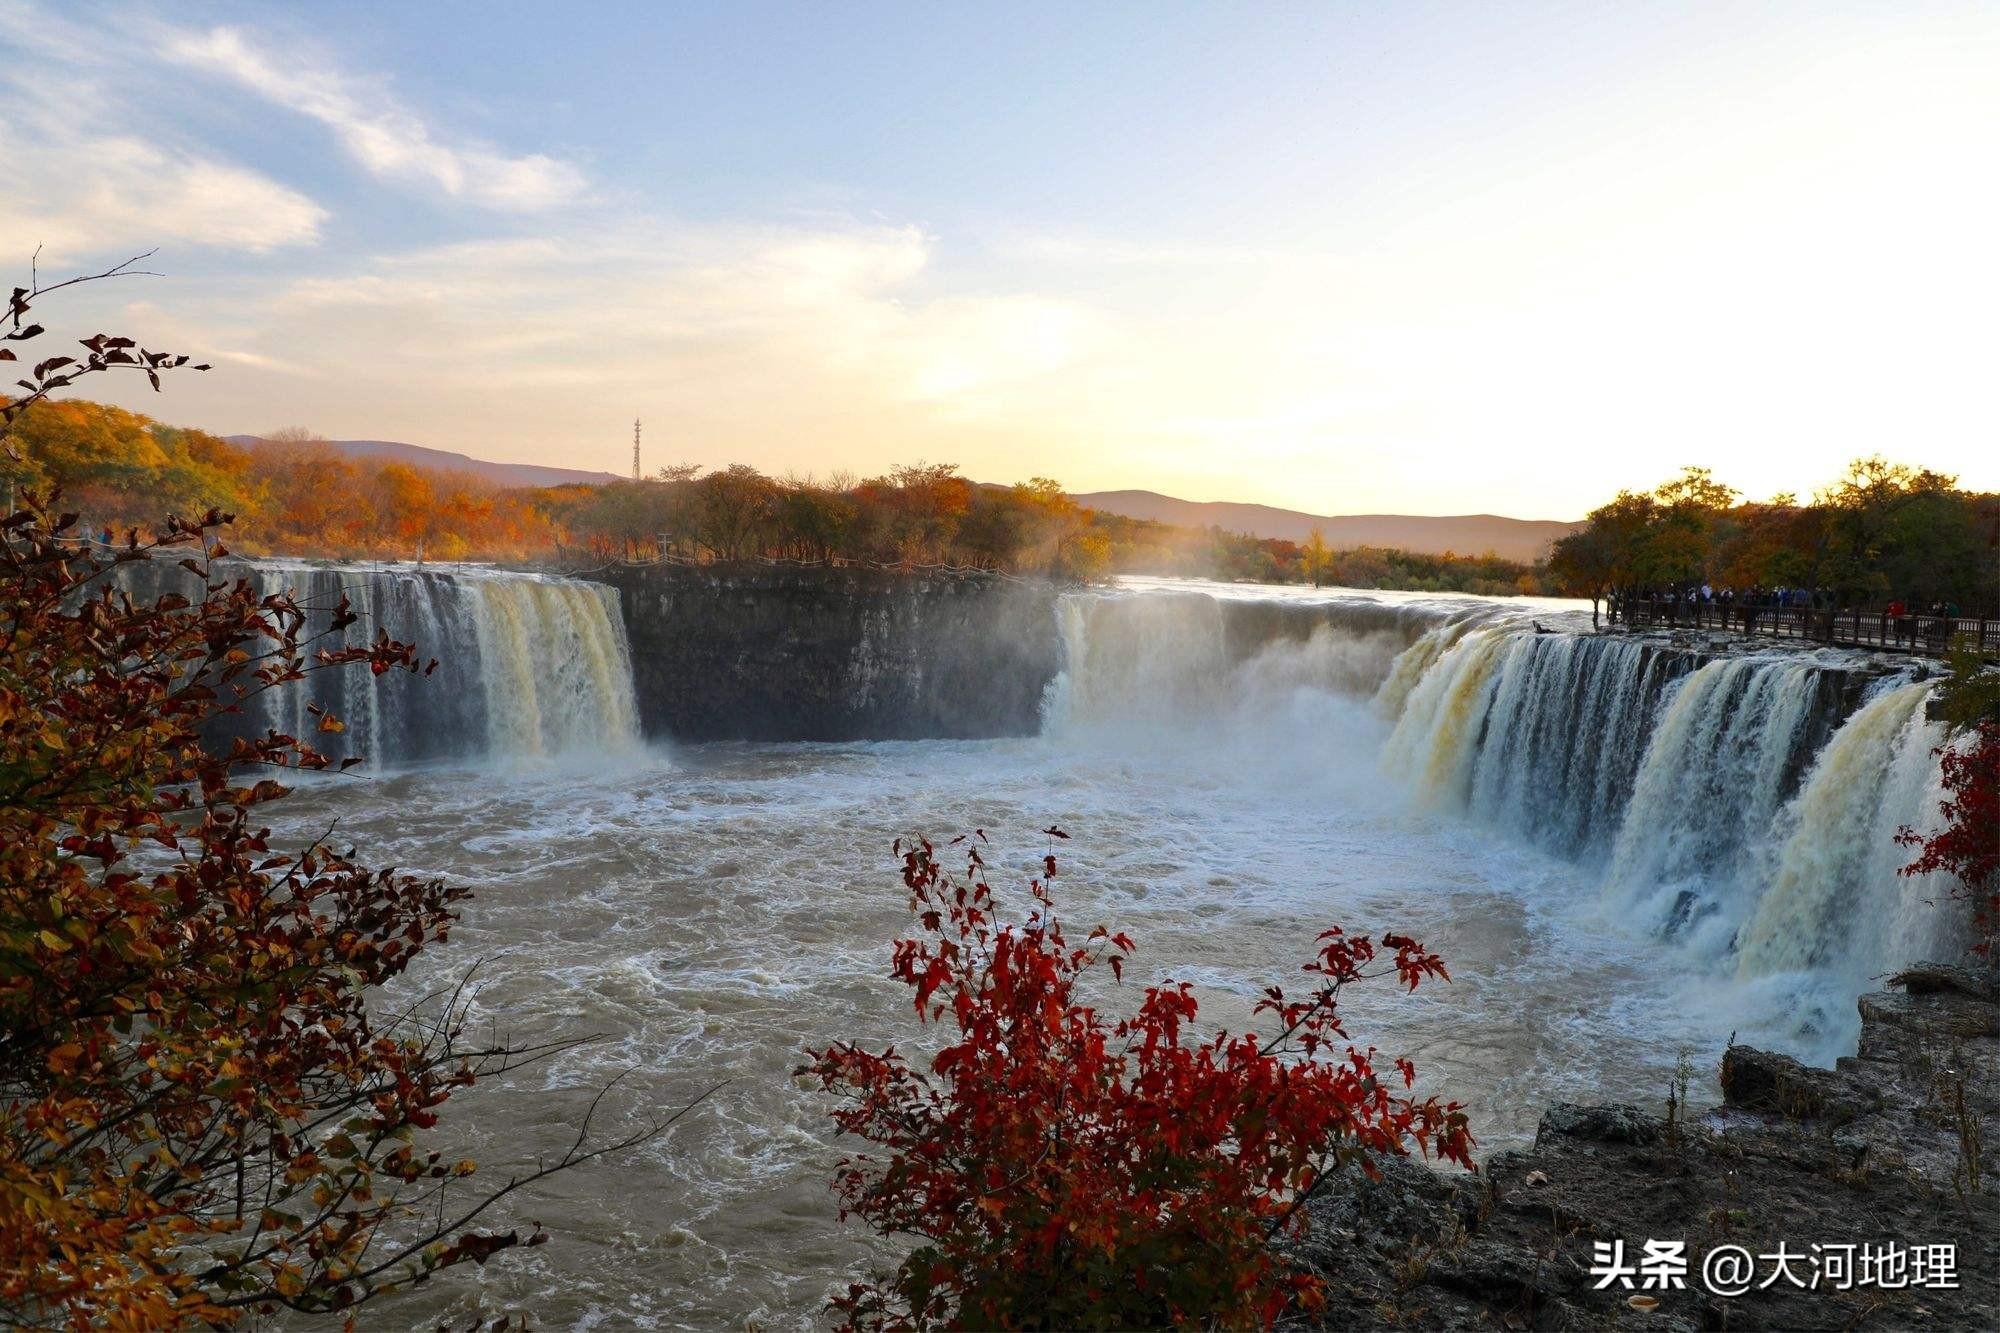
left=1614, top=598, right=2000, bottom=657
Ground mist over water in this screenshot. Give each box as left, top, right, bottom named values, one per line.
left=238, top=570, right=1963, bottom=1329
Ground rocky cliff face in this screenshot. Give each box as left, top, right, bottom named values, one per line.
left=588, top=564, right=1063, bottom=742
left=1291, top=965, right=2000, bottom=1329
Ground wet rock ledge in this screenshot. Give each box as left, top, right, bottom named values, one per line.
left=587, top=563, right=1063, bottom=741
left=1292, top=966, right=2000, bottom=1329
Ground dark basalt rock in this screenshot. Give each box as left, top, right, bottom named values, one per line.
left=586, top=564, right=1064, bottom=741
left=1536, top=1102, right=1665, bottom=1148
left=1291, top=965, right=2000, bottom=1330
left=1719, top=1046, right=1883, bottom=1125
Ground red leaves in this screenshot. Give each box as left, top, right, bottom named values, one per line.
left=0, top=493, right=502, bottom=1326
left=1899, top=720, right=2000, bottom=953
left=804, top=833, right=1475, bottom=1332
left=911, top=956, right=953, bottom=1017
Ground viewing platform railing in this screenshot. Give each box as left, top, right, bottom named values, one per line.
left=1614, top=598, right=2000, bottom=658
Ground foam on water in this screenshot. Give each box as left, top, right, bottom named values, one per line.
left=244, top=575, right=1965, bottom=1327
left=284, top=726, right=1746, bottom=1328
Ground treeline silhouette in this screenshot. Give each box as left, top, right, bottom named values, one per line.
left=1550, top=460, right=2000, bottom=622
left=3, top=398, right=1550, bottom=591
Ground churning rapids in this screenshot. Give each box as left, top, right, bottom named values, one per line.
left=215, top=565, right=1965, bottom=1329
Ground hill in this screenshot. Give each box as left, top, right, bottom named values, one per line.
left=226, top=432, right=1573, bottom=558
left=227, top=435, right=620, bottom=490
left=1070, top=490, right=1577, bottom=562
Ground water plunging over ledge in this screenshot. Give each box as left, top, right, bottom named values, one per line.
left=116, top=558, right=639, bottom=765
left=190, top=569, right=1966, bottom=1327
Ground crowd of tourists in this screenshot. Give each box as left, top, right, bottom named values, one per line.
left=1608, top=583, right=1973, bottom=651
left=1608, top=583, right=1821, bottom=621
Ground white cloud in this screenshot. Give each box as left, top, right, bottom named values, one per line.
left=81, top=220, right=1120, bottom=481
left=164, top=26, right=586, bottom=212
left=0, top=12, right=324, bottom=263
left=259, top=223, right=1101, bottom=396
left=23, top=3, right=1998, bottom=516
left=0, top=112, right=326, bottom=263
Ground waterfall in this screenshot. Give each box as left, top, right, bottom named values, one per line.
left=1374, top=615, right=1966, bottom=988
left=467, top=575, right=639, bottom=757
left=1048, top=591, right=1231, bottom=730
left=1379, top=627, right=1517, bottom=806
left=1372, top=618, right=1481, bottom=718
left=1044, top=587, right=1465, bottom=733
left=1603, top=655, right=1846, bottom=949
left=1383, top=631, right=1707, bottom=854
left=116, top=559, right=639, bottom=766
left=1735, top=681, right=1947, bottom=978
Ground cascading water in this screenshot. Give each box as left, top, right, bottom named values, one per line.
left=1046, top=591, right=1232, bottom=730
left=1372, top=617, right=1481, bottom=718
left=1034, top=582, right=1965, bottom=1051
left=464, top=574, right=639, bottom=758
left=1370, top=615, right=1966, bottom=1035
left=115, top=559, right=639, bottom=765
left=209, top=573, right=1971, bottom=1325
left=1603, top=655, right=1849, bottom=950
left=1378, top=627, right=1519, bottom=806
left=1045, top=585, right=1480, bottom=733
left=1735, top=680, right=1951, bottom=979
left=1469, top=635, right=1713, bottom=856
left=1382, top=630, right=1710, bottom=856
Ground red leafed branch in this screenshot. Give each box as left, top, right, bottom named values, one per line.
left=1899, top=720, right=2000, bottom=954
left=803, top=834, right=1473, bottom=1331
left=0, top=259, right=688, bottom=1327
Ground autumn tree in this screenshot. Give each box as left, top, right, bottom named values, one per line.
left=1707, top=496, right=1817, bottom=593
left=1, top=259, right=680, bottom=1325
left=697, top=463, right=776, bottom=560
left=573, top=477, right=663, bottom=558
left=1548, top=489, right=1658, bottom=620
left=775, top=477, right=855, bottom=562
left=993, top=477, right=1108, bottom=581
left=1301, top=525, right=1332, bottom=588
left=1814, top=456, right=1971, bottom=606
left=1646, top=465, right=1737, bottom=587
left=654, top=461, right=707, bottom=555
left=953, top=490, right=1026, bottom=569
left=882, top=462, right=972, bottom=563
left=1547, top=521, right=1618, bottom=626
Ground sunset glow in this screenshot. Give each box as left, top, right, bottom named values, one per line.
left=5, top=2, right=1997, bottom=516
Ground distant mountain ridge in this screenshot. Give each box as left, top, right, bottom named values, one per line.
left=225, top=434, right=1573, bottom=559
left=1072, top=489, right=1577, bottom=562
left=226, top=434, right=620, bottom=490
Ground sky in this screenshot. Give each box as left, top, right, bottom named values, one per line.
left=2, top=2, right=1997, bottom=520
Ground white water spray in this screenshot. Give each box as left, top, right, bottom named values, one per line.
left=1735, top=681, right=1945, bottom=978
left=123, top=560, right=641, bottom=765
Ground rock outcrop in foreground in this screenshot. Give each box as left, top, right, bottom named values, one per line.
left=1294, top=966, right=2000, bottom=1329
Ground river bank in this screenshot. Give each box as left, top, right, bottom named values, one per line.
left=1293, top=964, right=2000, bottom=1329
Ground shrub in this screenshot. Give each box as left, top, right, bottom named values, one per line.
left=1899, top=718, right=2000, bottom=956
left=805, top=832, right=1473, bottom=1331
left=1898, top=646, right=2000, bottom=955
